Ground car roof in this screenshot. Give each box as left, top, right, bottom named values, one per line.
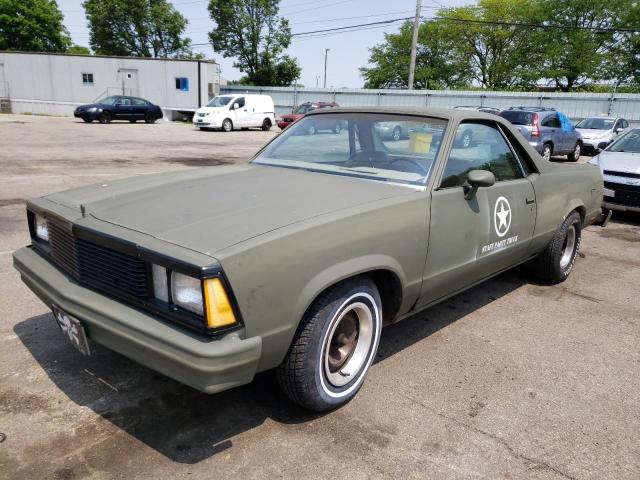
left=306, top=106, right=507, bottom=123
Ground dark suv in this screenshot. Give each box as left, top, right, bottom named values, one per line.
left=499, top=107, right=582, bottom=162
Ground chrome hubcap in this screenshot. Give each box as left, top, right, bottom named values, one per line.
left=324, top=302, right=373, bottom=388
left=560, top=225, right=576, bottom=270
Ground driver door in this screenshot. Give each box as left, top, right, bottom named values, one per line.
left=231, top=97, right=250, bottom=127
left=417, top=121, right=537, bottom=307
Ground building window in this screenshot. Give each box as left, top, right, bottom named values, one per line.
left=82, top=73, right=94, bottom=85
left=175, top=77, right=189, bottom=91
left=126, top=73, right=132, bottom=79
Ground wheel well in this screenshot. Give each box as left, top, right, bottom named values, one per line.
left=264, top=117, right=271, bottom=125
left=573, top=206, right=586, bottom=224
left=365, top=270, right=403, bottom=322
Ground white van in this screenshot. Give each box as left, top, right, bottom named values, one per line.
left=193, top=94, right=275, bottom=132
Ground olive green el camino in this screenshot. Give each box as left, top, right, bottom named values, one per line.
left=13, top=108, right=604, bottom=411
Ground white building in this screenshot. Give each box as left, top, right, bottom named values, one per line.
left=0, top=51, right=220, bottom=119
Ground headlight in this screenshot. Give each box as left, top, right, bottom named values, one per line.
left=34, top=214, right=49, bottom=242
left=171, top=272, right=203, bottom=315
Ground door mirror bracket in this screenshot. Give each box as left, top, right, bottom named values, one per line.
left=464, top=169, right=496, bottom=200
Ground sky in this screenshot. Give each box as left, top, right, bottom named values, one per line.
left=57, top=0, right=474, bottom=88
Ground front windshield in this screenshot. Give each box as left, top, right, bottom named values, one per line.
left=252, top=113, right=447, bottom=186
left=207, top=96, right=233, bottom=107
left=576, top=117, right=614, bottom=130
left=99, top=96, right=117, bottom=105
left=293, top=104, right=314, bottom=114
left=607, top=129, right=640, bottom=153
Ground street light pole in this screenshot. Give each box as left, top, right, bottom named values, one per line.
left=408, top=0, right=422, bottom=90
left=323, top=48, right=330, bottom=88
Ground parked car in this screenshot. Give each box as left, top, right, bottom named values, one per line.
left=14, top=108, right=604, bottom=412
left=576, top=116, right=629, bottom=154
left=454, top=105, right=501, bottom=115
left=499, top=107, right=582, bottom=162
left=74, top=95, right=163, bottom=124
left=589, top=128, right=640, bottom=213
left=193, top=94, right=275, bottom=132
left=277, top=102, right=340, bottom=133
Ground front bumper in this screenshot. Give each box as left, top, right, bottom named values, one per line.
left=581, top=139, right=608, bottom=152
left=193, top=117, right=219, bottom=128
left=603, top=201, right=640, bottom=213
left=13, top=246, right=262, bottom=394
left=74, top=111, right=101, bottom=120
left=277, top=121, right=292, bottom=129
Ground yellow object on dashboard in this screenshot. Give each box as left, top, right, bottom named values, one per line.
left=409, top=132, right=433, bottom=153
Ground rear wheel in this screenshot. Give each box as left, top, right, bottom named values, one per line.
left=98, top=112, right=111, bottom=124
left=567, top=142, right=581, bottom=162
left=222, top=118, right=233, bottom=132
left=261, top=118, right=272, bottom=131
left=277, top=277, right=382, bottom=412
left=542, top=143, right=552, bottom=161
left=533, top=211, right=582, bottom=283
left=145, top=112, right=156, bottom=124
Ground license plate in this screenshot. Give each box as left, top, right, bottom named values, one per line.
left=52, top=306, right=91, bottom=355
left=197, top=119, right=203, bottom=123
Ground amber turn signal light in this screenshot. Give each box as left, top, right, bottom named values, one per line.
left=203, top=278, right=237, bottom=329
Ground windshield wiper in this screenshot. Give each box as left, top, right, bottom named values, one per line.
left=339, top=167, right=379, bottom=175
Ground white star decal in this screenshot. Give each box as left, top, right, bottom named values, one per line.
left=496, top=204, right=509, bottom=230
left=494, top=196, right=512, bottom=237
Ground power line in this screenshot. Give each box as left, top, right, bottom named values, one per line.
left=292, top=16, right=414, bottom=36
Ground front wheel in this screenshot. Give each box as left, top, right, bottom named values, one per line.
left=277, top=277, right=382, bottom=412
left=98, top=112, right=111, bottom=124
left=222, top=118, right=233, bottom=132
left=533, top=211, right=581, bottom=284
left=567, top=142, right=581, bottom=162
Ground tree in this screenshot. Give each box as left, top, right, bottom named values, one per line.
left=83, top=0, right=193, bottom=58
left=68, top=44, right=91, bottom=55
left=360, top=20, right=470, bottom=89
left=437, top=0, right=542, bottom=90
left=0, top=0, right=71, bottom=52
left=208, top=0, right=301, bottom=86
left=531, top=0, right=624, bottom=91
left=609, top=0, right=640, bottom=87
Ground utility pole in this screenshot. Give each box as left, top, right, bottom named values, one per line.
left=408, top=0, right=422, bottom=90
left=323, top=48, right=330, bottom=88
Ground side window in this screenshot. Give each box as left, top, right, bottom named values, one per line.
left=541, top=113, right=560, bottom=128
left=233, top=97, right=245, bottom=109
left=132, top=98, right=147, bottom=106
left=120, top=97, right=131, bottom=106
left=175, top=77, right=189, bottom=91
left=440, top=123, right=524, bottom=188
left=622, top=120, right=629, bottom=129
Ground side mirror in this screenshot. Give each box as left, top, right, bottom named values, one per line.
left=615, top=128, right=623, bottom=134
left=232, top=103, right=240, bottom=110
left=464, top=169, right=495, bottom=200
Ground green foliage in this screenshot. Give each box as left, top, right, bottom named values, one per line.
left=0, top=0, right=71, bottom=52
left=68, top=44, right=91, bottom=55
left=360, top=21, right=470, bottom=89
left=83, top=0, right=193, bottom=58
left=361, top=0, right=639, bottom=91
left=208, top=0, right=300, bottom=86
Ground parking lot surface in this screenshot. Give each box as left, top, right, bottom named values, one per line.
left=1, top=114, right=638, bottom=479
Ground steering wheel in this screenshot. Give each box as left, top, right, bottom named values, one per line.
left=387, top=157, right=429, bottom=176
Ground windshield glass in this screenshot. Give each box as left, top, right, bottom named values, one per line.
left=499, top=110, right=534, bottom=126
left=607, top=129, right=640, bottom=153
left=293, top=104, right=315, bottom=114
left=207, top=96, right=234, bottom=107
left=252, top=113, right=447, bottom=186
left=99, top=96, right=117, bottom=105
left=576, top=117, right=614, bottom=130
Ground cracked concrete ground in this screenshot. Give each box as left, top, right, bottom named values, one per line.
left=1, top=114, right=638, bottom=479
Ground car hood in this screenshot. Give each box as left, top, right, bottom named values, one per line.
left=75, top=103, right=101, bottom=110
left=576, top=128, right=611, bottom=138
left=45, top=164, right=417, bottom=256
left=596, top=151, right=640, bottom=174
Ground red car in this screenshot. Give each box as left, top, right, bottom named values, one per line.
left=277, top=102, right=341, bottom=133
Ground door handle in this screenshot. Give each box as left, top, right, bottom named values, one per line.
left=526, top=197, right=535, bottom=204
